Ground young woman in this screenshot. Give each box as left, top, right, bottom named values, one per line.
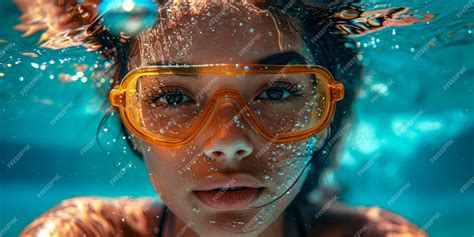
left=17, top=1, right=426, bottom=236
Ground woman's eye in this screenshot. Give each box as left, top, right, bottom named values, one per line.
left=159, top=92, right=192, bottom=105
left=146, top=88, right=194, bottom=108
left=255, top=82, right=303, bottom=102
left=258, top=88, right=291, bottom=100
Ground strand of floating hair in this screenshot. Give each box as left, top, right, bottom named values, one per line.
left=248, top=155, right=315, bottom=209
left=96, top=105, right=115, bottom=153
left=247, top=134, right=333, bottom=209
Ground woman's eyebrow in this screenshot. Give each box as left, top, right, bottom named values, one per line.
left=253, top=51, right=308, bottom=65
left=146, top=50, right=307, bottom=69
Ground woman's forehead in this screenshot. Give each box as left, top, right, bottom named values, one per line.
left=130, top=2, right=308, bottom=69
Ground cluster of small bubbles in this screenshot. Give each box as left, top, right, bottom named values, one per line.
left=192, top=207, right=200, bottom=213
left=232, top=115, right=244, bottom=129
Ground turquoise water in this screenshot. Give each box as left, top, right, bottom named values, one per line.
left=1, top=0, right=473, bottom=236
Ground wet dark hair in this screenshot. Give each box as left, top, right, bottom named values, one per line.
left=95, top=0, right=362, bottom=206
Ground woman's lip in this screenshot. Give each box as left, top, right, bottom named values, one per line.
left=192, top=173, right=265, bottom=191
left=192, top=187, right=265, bottom=211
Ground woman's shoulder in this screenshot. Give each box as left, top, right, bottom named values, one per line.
left=20, top=196, right=166, bottom=237
left=299, top=198, right=427, bottom=237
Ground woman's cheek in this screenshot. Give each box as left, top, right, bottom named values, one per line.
left=263, top=142, right=314, bottom=191
left=142, top=146, right=181, bottom=198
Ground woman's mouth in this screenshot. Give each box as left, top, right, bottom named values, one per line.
left=192, top=187, right=265, bottom=211
left=191, top=173, right=266, bottom=211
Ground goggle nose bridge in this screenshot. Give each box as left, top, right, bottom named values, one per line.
left=199, top=88, right=256, bottom=131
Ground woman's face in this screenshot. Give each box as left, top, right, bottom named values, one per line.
left=128, top=3, right=329, bottom=236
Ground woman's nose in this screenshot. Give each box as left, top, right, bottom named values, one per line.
left=203, top=102, right=254, bottom=162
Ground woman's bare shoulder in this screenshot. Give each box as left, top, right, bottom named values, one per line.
left=20, top=196, right=166, bottom=237
left=299, top=198, right=427, bottom=237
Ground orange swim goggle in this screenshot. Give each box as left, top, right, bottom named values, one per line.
left=109, top=64, right=344, bottom=147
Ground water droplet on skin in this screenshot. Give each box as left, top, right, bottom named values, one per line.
left=209, top=219, right=216, bottom=224
left=192, top=207, right=200, bottom=213
left=121, top=218, right=125, bottom=222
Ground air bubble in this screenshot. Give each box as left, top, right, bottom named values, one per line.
left=30, top=62, right=39, bottom=69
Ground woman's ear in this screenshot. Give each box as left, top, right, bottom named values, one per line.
left=314, top=126, right=331, bottom=150
left=122, top=125, right=144, bottom=158
left=130, top=134, right=144, bottom=157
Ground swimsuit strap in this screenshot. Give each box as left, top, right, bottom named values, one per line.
left=157, top=205, right=168, bottom=237
left=284, top=198, right=307, bottom=237
left=294, top=200, right=307, bottom=237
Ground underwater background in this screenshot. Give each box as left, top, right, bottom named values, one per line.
left=0, top=0, right=473, bottom=236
